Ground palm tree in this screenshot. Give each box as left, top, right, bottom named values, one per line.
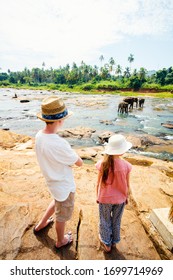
left=99, top=55, right=104, bottom=68
left=116, top=64, right=122, bottom=78
left=138, top=67, right=147, bottom=81
left=109, top=57, right=115, bottom=75
left=124, top=67, right=131, bottom=78
left=128, top=54, right=134, bottom=72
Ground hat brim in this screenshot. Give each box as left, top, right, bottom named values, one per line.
left=103, top=141, right=132, bottom=155
left=36, top=110, right=73, bottom=122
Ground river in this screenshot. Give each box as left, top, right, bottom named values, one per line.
left=0, top=88, right=173, bottom=160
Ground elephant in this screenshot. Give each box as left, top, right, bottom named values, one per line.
left=123, top=97, right=138, bottom=109
left=139, top=98, right=145, bottom=108
left=118, top=101, right=128, bottom=114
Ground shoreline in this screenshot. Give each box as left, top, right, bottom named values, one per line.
left=1, top=86, right=173, bottom=98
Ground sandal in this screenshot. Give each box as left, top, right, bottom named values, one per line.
left=99, top=239, right=111, bottom=253
left=55, top=232, right=73, bottom=249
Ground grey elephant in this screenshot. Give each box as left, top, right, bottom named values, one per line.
left=123, top=97, right=138, bottom=109
left=118, top=101, right=128, bottom=114
left=139, top=98, right=145, bottom=108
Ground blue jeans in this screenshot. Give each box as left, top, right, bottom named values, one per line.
left=99, top=202, right=125, bottom=247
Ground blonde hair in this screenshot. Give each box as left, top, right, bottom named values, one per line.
left=100, top=154, right=115, bottom=186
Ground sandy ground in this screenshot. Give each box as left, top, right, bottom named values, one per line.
left=0, top=129, right=173, bottom=260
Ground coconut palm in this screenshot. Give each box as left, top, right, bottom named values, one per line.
left=128, top=54, right=134, bottom=72
left=109, top=57, right=115, bottom=75
left=116, top=64, right=122, bottom=78
left=124, top=67, right=131, bottom=78
left=99, top=55, right=104, bottom=68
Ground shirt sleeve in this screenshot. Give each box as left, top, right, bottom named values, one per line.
left=95, top=160, right=102, bottom=171
left=126, top=161, right=132, bottom=173
left=49, top=140, right=78, bottom=166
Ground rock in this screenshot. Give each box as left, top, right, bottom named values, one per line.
left=20, top=100, right=30, bottom=103
left=0, top=204, right=31, bottom=260
left=58, top=127, right=96, bottom=139
left=99, top=120, right=114, bottom=125
left=125, top=156, right=153, bottom=166
left=0, top=130, right=33, bottom=149
left=97, top=131, right=114, bottom=144
left=161, top=123, right=173, bottom=129
left=76, top=147, right=98, bottom=160
left=14, top=140, right=34, bottom=151
left=140, top=135, right=167, bottom=146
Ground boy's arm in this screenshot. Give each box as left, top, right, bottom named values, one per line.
left=75, top=156, right=83, bottom=167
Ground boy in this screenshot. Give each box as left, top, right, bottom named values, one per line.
left=34, top=95, right=83, bottom=249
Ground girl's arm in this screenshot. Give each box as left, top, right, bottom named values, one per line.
left=96, top=170, right=102, bottom=196
left=126, top=172, right=131, bottom=204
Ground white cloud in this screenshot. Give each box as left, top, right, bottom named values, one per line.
left=0, top=0, right=173, bottom=70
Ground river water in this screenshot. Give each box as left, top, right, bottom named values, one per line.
left=0, top=88, right=173, bottom=160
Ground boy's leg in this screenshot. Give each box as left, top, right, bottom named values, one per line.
left=112, top=202, right=125, bottom=245
left=55, top=193, right=74, bottom=248
left=34, top=199, right=55, bottom=231
left=55, top=221, right=72, bottom=247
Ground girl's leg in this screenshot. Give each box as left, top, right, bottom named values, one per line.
left=112, top=202, right=125, bottom=244
left=34, top=200, right=55, bottom=231
left=99, top=203, right=112, bottom=247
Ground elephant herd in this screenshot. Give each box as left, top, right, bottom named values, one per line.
left=118, top=97, right=145, bottom=114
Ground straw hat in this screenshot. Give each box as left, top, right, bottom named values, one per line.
left=104, top=134, right=132, bottom=155
left=37, top=96, right=73, bottom=122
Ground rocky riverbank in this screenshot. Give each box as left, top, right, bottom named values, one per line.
left=0, top=129, right=173, bottom=260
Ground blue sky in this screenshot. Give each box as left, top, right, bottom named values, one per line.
left=0, top=0, right=173, bottom=72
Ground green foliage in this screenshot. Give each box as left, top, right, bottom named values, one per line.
left=0, top=63, right=173, bottom=96
left=142, top=83, right=161, bottom=90
left=81, top=83, right=95, bottom=90
left=0, top=80, right=10, bottom=86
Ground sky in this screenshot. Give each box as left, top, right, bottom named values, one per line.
left=0, top=0, right=173, bottom=72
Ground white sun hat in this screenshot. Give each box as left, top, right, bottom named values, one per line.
left=103, top=134, right=132, bottom=155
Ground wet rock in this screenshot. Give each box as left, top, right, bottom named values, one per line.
left=99, top=120, right=114, bottom=125
left=97, top=131, right=114, bottom=144
left=12, top=93, right=18, bottom=98
left=140, top=135, right=167, bottom=146
left=20, top=100, right=30, bottom=103
left=76, top=147, right=98, bottom=160
left=161, top=123, right=173, bottom=129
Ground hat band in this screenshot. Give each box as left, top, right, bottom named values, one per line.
left=42, top=109, right=68, bottom=120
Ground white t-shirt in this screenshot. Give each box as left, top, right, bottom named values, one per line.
left=35, top=130, right=78, bottom=201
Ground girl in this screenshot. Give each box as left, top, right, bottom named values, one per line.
left=96, top=134, right=132, bottom=252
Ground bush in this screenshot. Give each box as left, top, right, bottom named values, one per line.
left=47, top=83, right=60, bottom=90
left=142, top=83, right=161, bottom=90
left=96, top=83, right=119, bottom=90
left=81, top=83, right=95, bottom=90
left=0, top=80, right=10, bottom=86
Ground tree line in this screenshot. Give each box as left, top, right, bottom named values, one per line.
left=0, top=54, right=173, bottom=91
